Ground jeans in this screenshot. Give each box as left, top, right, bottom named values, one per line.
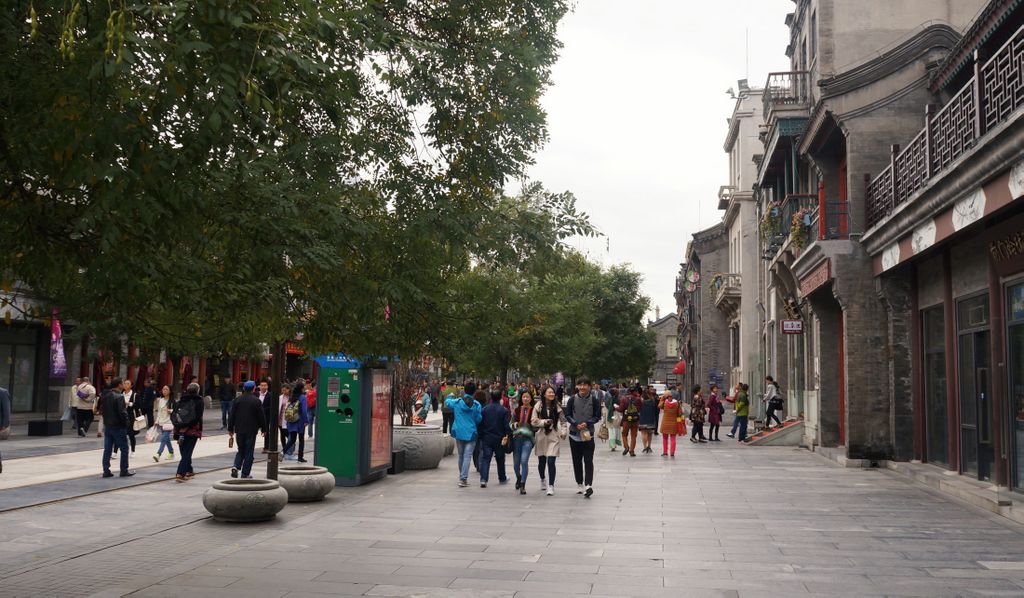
left=176, top=435, right=198, bottom=476
left=156, top=430, right=174, bottom=456
left=233, top=432, right=257, bottom=477
left=284, top=429, right=305, bottom=459
left=479, top=442, right=507, bottom=484
left=511, top=436, right=534, bottom=484
left=569, top=439, right=595, bottom=487
left=220, top=399, right=232, bottom=428
left=456, top=439, right=476, bottom=482
left=735, top=415, right=749, bottom=441
left=101, top=426, right=130, bottom=474
left=537, top=455, right=556, bottom=485
left=730, top=415, right=740, bottom=435
left=308, top=407, right=316, bottom=437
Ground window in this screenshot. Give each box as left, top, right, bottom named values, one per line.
left=923, top=307, right=948, bottom=466
left=730, top=326, right=740, bottom=368
left=810, top=11, right=817, bottom=63
left=1006, top=283, right=1024, bottom=491
left=666, top=335, right=679, bottom=359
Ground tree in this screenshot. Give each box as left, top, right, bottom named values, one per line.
left=581, top=265, right=656, bottom=382
left=0, top=0, right=571, bottom=359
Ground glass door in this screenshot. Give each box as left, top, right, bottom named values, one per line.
left=1005, top=284, right=1024, bottom=493
left=958, top=294, right=993, bottom=481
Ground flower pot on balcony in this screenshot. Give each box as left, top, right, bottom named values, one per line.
left=278, top=465, right=336, bottom=502
left=392, top=425, right=445, bottom=469
left=202, top=479, right=288, bottom=523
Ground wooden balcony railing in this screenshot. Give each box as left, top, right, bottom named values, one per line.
left=865, top=24, right=1024, bottom=230
left=763, top=71, right=811, bottom=120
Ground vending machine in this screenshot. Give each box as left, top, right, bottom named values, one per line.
left=313, top=355, right=392, bottom=486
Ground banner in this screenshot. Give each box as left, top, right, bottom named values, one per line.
left=50, top=308, right=67, bottom=378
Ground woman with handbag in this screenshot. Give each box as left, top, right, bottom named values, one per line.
left=152, top=385, right=176, bottom=461
left=706, top=384, right=724, bottom=442
left=118, top=379, right=142, bottom=454
left=763, top=376, right=784, bottom=429
left=510, top=390, right=536, bottom=495
left=657, top=391, right=682, bottom=457
left=638, top=387, right=659, bottom=454
left=531, top=385, right=566, bottom=496
left=689, top=385, right=707, bottom=443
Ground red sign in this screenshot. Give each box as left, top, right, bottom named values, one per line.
left=369, top=370, right=392, bottom=470
left=800, top=259, right=831, bottom=297
left=781, top=319, right=804, bottom=335
left=285, top=342, right=305, bottom=356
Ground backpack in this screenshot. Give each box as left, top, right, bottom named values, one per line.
left=284, top=400, right=301, bottom=423
left=624, top=399, right=639, bottom=423
left=170, top=398, right=198, bottom=428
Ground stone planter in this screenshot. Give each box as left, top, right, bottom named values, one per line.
left=444, top=436, right=455, bottom=457
left=202, top=479, right=288, bottom=523
left=278, top=465, right=335, bottom=502
left=392, top=425, right=445, bottom=469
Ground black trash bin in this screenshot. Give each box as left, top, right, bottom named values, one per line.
left=388, top=449, right=406, bottom=475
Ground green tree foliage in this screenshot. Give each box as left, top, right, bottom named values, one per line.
left=0, top=0, right=570, bottom=358
left=581, top=265, right=656, bottom=382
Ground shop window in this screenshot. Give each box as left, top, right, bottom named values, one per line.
left=0, top=343, right=37, bottom=412
left=923, top=307, right=948, bottom=466
left=1006, top=283, right=1024, bottom=492
left=730, top=327, right=740, bottom=368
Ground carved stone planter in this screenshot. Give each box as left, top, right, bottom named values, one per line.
left=444, top=435, right=455, bottom=457
left=202, top=479, right=288, bottom=523
left=278, top=465, right=336, bottom=502
left=392, top=425, right=445, bottom=469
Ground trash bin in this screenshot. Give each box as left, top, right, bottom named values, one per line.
left=389, top=449, right=406, bottom=475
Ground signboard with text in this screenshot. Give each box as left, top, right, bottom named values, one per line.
left=781, top=319, right=804, bottom=335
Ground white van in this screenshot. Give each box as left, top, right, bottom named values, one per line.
left=650, top=383, right=667, bottom=395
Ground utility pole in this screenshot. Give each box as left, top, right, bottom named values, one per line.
left=267, top=340, right=286, bottom=480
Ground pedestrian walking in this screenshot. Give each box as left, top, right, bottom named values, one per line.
left=604, top=387, right=622, bottom=452
left=478, top=390, right=511, bottom=488
left=306, top=381, right=317, bottom=438
left=100, top=378, right=135, bottom=478
left=441, top=390, right=455, bottom=435
left=277, top=383, right=291, bottom=452
left=565, top=376, right=602, bottom=498
left=725, top=383, right=741, bottom=438
left=658, top=391, right=682, bottom=457
left=619, top=386, right=642, bottom=457
left=531, top=385, right=566, bottom=496
left=0, top=385, right=10, bottom=474
left=172, top=382, right=204, bottom=482
left=255, top=380, right=275, bottom=453
left=730, top=383, right=750, bottom=441
left=152, top=385, right=176, bottom=462
left=218, top=376, right=234, bottom=430
left=638, top=387, right=659, bottom=454
left=139, top=378, right=157, bottom=428
left=445, top=382, right=482, bottom=488
left=229, top=382, right=267, bottom=478
left=707, top=384, right=723, bottom=441
left=763, top=376, right=784, bottom=429
left=121, top=379, right=139, bottom=454
left=689, top=385, right=707, bottom=443
left=511, top=390, right=536, bottom=495
left=74, top=376, right=98, bottom=437
left=282, top=382, right=309, bottom=462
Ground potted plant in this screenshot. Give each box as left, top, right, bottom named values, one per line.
left=202, top=478, right=288, bottom=522
left=391, top=360, right=446, bottom=469
left=759, top=203, right=782, bottom=240
left=790, top=208, right=811, bottom=250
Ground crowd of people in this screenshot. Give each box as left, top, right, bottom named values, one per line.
left=439, top=375, right=785, bottom=496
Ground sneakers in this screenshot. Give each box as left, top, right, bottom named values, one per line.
left=480, top=483, right=487, bottom=488
left=175, top=474, right=185, bottom=483
left=546, top=485, right=554, bottom=496
left=584, top=486, right=593, bottom=499
left=230, top=468, right=239, bottom=478
left=539, top=480, right=547, bottom=491
left=576, top=485, right=584, bottom=494
left=78, top=428, right=86, bottom=437
left=153, top=454, right=160, bottom=463
left=726, top=433, right=735, bottom=438
left=458, top=479, right=468, bottom=488
left=166, top=453, right=174, bottom=461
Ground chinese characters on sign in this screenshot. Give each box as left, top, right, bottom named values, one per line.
left=781, top=320, right=804, bottom=335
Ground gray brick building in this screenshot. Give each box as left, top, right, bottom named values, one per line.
left=677, top=223, right=731, bottom=395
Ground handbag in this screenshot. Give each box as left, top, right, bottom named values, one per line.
left=133, top=415, right=148, bottom=433
left=580, top=428, right=593, bottom=442
left=161, top=423, right=174, bottom=431
left=597, top=423, right=609, bottom=440
left=676, top=416, right=686, bottom=436
left=501, top=435, right=513, bottom=454
left=61, top=405, right=75, bottom=422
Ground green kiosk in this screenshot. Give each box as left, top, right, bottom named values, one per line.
left=313, top=354, right=392, bottom=486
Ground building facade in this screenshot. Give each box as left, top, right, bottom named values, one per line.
left=647, top=312, right=681, bottom=385
left=677, top=223, right=731, bottom=394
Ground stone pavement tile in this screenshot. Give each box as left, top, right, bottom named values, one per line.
left=364, top=585, right=511, bottom=597
left=371, top=539, right=486, bottom=552
left=525, top=569, right=665, bottom=587
left=665, top=576, right=810, bottom=594
left=449, top=576, right=592, bottom=594
left=191, top=565, right=323, bottom=582
left=473, top=560, right=599, bottom=574
left=439, top=549, right=540, bottom=563
left=229, top=577, right=389, bottom=595
left=395, top=564, right=526, bottom=581
left=355, top=556, right=475, bottom=569
left=161, top=574, right=240, bottom=588
left=866, top=575, right=1024, bottom=592
left=131, top=586, right=286, bottom=598
left=269, top=555, right=399, bottom=574
left=926, top=567, right=1024, bottom=578
left=313, top=569, right=455, bottom=588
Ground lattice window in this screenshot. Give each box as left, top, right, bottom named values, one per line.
left=982, top=26, right=1024, bottom=131
left=893, top=130, right=927, bottom=206
left=866, top=166, right=893, bottom=230
left=930, top=82, right=976, bottom=173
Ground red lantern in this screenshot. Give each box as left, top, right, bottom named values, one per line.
left=672, top=361, right=686, bottom=375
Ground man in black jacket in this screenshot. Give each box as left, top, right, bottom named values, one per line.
left=100, top=378, right=134, bottom=478
left=229, top=381, right=267, bottom=478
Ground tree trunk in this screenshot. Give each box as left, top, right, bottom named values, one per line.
left=266, top=341, right=285, bottom=481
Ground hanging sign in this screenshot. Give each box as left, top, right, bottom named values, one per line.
left=50, top=309, right=67, bottom=378
left=781, top=319, right=804, bottom=335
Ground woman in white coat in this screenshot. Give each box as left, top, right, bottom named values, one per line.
left=531, top=385, right=567, bottom=496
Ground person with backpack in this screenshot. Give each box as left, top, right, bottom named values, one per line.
left=658, top=391, right=682, bottom=457
left=152, top=385, right=175, bottom=462
left=564, top=376, right=602, bottom=499
left=282, top=382, right=310, bottom=462
left=100, top=378, right=134, bottom=478
left=619, top=386, right=642, bottom=457
left=707, top=384, right=724, bottom=441
left=172, top=382, right=204, bottom=482
left=306, top=381, right=317, bottom=439
left=445, top=381, right=483, bottom=488
left=763, top=376, right=784, bottom=429
left=229, top=381, right=267, bottom=478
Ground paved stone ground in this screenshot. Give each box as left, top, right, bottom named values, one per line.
left=3, top=440, right=1024, bottom=597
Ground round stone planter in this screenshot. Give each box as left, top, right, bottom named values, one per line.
left=443, top=435, right=455, bottom=457
left=278, top=465, right=336, bottom=502
left=393, top=425, right=445, bottom=469
left=202, top=479, right=288, bottom=523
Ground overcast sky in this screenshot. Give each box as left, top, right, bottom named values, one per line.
left=526, top=0, right=794, bottom=320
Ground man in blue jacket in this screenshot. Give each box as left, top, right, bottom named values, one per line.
left=565, top=376, right=603, bottom=499
left=478, top=391, right=511, bottom=488
left=445, top=381, right=482, bottom=488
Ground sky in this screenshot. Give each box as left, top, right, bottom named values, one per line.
left=526, top=0, right=794, bottom=320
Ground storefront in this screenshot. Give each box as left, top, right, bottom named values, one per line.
left=0, top=323, right=48, bottom=413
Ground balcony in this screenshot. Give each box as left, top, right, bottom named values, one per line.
left=763, top=71, right=811, bottom=123
left=762, top=189, right=849, bottom=262
left=713, top=273, right=742, bottom=315
left=865, top=24, right=1024, bottom=230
